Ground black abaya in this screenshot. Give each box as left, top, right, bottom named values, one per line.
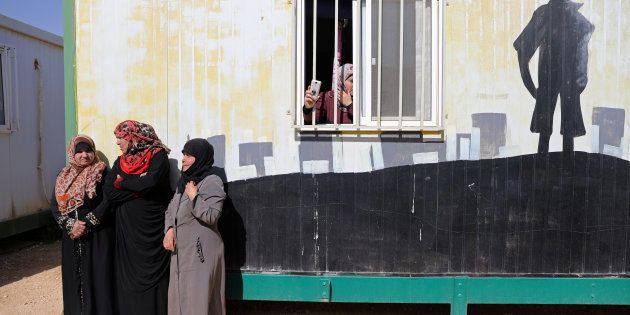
left=51, top=169, right=115, bottom=315
left=104, top=150, right=172, bottom=315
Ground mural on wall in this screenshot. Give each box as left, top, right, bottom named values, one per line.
left=74, top=0, right=630, bottom=175
left=592, top=107, right=626, bottom=157
left=71, top=0, right=630, bottom=277
left=514, top=0, right=594, bottom=153
left=219, top=152, right=630, bottom=275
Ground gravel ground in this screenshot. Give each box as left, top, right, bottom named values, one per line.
left=1, top=230, right=630, bottom=315
left=0, top=238, right=62, bottom=315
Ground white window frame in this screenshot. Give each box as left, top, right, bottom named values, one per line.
left=293, top=0, right=444, bottom=132
left=0, top=44, right=17, bottom=133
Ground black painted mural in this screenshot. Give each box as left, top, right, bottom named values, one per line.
left=203, top=0, right=630, bottom=280
left=219, top=152, right=630, bottom=276
left=514, top=0, right=594, bottom=153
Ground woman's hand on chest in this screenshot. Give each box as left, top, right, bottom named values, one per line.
left=184, top=181, right=198, bottom=200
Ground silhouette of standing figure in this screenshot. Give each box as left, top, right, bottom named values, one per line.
left=514, top=0, right=594, bottom=153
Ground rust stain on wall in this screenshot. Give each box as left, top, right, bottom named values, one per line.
left=76, top=0, right=293, bottom=163
left=75, top=0, right=630, bottom=172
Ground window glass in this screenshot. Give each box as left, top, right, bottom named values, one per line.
left=370, top=0, right=432, bottom=121
left=0, top=53, right=5, bottom=125
left=297, top=0, right=441, bottom=129
left=375, top=0, right=400, bottom=118
left=303, top=1, right=354, bottom=93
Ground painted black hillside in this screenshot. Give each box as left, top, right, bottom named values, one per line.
left=218, top=152, right=630, bottom=276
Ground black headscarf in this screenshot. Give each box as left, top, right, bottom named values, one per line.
left=177, top=138, right=214, bottom=193
left=74, top=141, right=94, bottom=153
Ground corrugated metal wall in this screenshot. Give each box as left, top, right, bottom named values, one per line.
left=0, top=20, right=65, bottom=221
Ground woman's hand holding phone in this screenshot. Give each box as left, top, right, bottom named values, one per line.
left=304, top=88, right=316, bottom=109
left=304, top=79, right=321, bottom=109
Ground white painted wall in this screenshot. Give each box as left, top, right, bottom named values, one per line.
left=74, top=1, right=630, bottom=184
left=0, top=15, right=65, bottom=222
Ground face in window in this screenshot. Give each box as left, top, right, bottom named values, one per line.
left=74, top=148, right=95, bottom=167
left=344, top=75, right=353, bottom=96
left=182, top=153, right=196, bottom=172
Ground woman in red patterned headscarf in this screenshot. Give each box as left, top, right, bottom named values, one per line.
left=104, top=120, right=172, bottom=315
left=51, top=134, right=115, bottom=314
left=113, top=120, right=170, bottom=174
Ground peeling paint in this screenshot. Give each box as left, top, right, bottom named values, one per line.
left=411, top=173, right=416, bottom=214
left=73, top=0, right=630, bottom=182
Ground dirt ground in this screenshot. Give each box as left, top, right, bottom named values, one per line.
left=2, top=228, right=630, bottom=315
left=0, top=233, right=63, bottom=315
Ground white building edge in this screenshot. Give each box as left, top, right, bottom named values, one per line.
left=0, top=14, right=65, bottom=238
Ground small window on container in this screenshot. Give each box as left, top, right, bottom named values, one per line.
left=0, top=45, right=16, bottom=132
left=295, top=0, right=443, bottom=133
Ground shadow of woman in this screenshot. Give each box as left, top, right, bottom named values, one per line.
left=214, top=167, right=247, bottom=300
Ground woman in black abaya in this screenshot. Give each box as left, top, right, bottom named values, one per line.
left=104, top=120, right=172, bottom=315
left=51, top=134, right=115, bottom=315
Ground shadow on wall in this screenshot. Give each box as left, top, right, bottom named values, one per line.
left=217, top=173, right=246, bottom=299
left=168, top=158, right=180, bottom=187
left=209, top=135, right=247, bottom=299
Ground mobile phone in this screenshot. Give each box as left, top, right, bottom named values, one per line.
left=310, top=79, right=322, bottom=98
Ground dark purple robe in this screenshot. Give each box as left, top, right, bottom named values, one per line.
left=303, top=90, right=354, bottom=125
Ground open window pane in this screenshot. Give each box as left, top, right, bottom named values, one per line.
left=303, top=0, right=352, bottom=99
left=302, top=0, right=355, bottom=125
left=296, top=0, right=441, bottom=130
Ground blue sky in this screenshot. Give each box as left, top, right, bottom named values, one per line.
left=0, top=0, right=63, bottom=36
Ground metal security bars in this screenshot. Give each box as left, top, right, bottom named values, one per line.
left=295, top=0, right=443, bottom=132
left=0, top=44, right=16, bottom=131
left=0, top=53, right=5, bottom=126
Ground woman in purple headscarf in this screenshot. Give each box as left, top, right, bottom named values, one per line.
left=303, top=63, right=353, bottom=124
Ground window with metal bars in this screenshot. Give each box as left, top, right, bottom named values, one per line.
left=295, top=0, right=443, bottom=132
left=0, top=44, right=16, bottom=131
left=0, top=52, right=5, bottom=126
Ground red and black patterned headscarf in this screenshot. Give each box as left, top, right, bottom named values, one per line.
left=114, top=120, right=170, bottom=175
